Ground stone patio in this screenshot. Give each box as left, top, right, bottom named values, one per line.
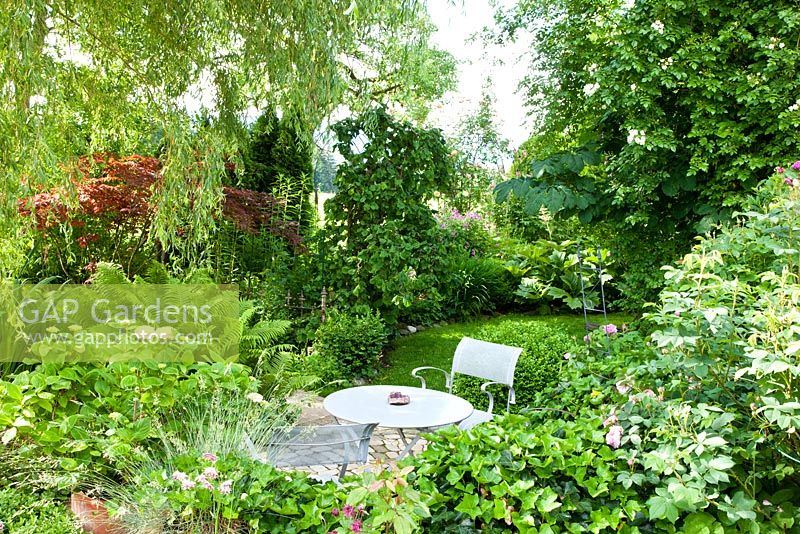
left=288, top=391, right=429, bottom=477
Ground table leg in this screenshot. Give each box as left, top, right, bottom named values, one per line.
left=398, top=428, right=424, bottom=459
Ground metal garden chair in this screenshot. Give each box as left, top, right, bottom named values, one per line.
left=244, top=422, right=378, bottom=481
left=412, top=336, right=523, bottom=429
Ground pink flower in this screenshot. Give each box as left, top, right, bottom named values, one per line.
left=195, top=474, right=214, bottom=491
left=203, top=466, right=219, bottom=480
left=673, top=310, right=681, bottom=317
left=343, top=504, right=355, bottom=518
left=202, top=452, right=218, bottom=462
left=563, top=352, right=572, bottom=360
left=642, top=389, right=657, bottom=398
left=792, top=161, right=800, bottom=171
left=627, top=457, right=635, bottom=466
left=181, top=478, right=196, bottom=490
left=583, top=335, right=590, bottom=343
left=602, top=414, right=618, bottom=427
left=603, top=324, right=618, bottom=335
left=331, top=508, right=340, bottom=517
left=777, top=167, right=786, bottom=174
left=220, top=479, right=233, bottom=494
left=616, top=381, right=631, bottom=394
left=351, top=520, right=363, bottom=533
left=786, top=177, right=794, bottom=185
left=606, top=425, right=623, bottom=449
left=172, top=470, right=188, bottom=482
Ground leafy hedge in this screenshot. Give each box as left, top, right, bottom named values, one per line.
left=313, top=308, right=388, bottom=379
left=0, top=488, right=81, bottom=533
left=453, top=320, right=576, bottom=412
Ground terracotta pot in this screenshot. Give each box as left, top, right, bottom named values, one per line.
left=70, top=492, right=120, bottom=534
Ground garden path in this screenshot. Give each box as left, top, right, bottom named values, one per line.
left=289, top=391, right=428, bottom=477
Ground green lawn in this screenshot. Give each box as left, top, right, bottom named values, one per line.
left=371, top=312, right=633, bottom=391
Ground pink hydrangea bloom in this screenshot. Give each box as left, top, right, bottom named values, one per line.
left=602, top=414, right=618, bottom=428
left=203, top=466, right=219, bottom=480
left=616, top=381, right=631, bottom=394
left=606, top=425, right=623, bottom=449
left=195, top=474, right=214, bottom=491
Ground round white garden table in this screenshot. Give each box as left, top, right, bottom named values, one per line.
left=323, top=384, right=473, bottom=457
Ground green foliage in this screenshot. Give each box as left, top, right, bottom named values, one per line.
left=0, top=488, right=81, bottom=534
left=441, top=256, right=513, bottom=318
left=495, top=0, right=800, bottom=234
left=642, top=167, right=800, bottom=481
left=443, top=82, right=510, bottom=214
left=436, top=208, right=495, bottom=259
left=453, top=320, right=576, bottom=412
left=495, top=143, right=604, bottom=224
left=0, top=361, right=255, bottom=476
left=410, top=414, right=643, bottom=532
left=495, top=167, right=800, bottom=532
left=242, top=110, right=314, bottom=231
left=342, top=14, right=457, bottom=124
left=106, top=449, right=430, bottom=533
left=313, top=151, right=338, bottom=194
left=313, top=308, right=388, bottom=380
left=0, top=0, right=451, bottom=278
left=502, top=239, right=614, bottom=311
left=324, top=107, right=454, bottom=324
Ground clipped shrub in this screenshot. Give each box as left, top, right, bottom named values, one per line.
left=0, top=488, right=82, bottom=533
left=313, top=309, right=388, bottom=379
left=452, top=319, right=576, bottom=412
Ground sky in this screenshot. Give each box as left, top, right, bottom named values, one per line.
left=425, top=0, right=535, bottom=150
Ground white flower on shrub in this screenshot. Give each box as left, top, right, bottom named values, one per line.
left=246, top=392, right=264, bottom=403
left=621, top=0, right=635, bottom=9
left=28, top=94, right=47, bottom=108
left=583, top=83, right=600, bottom=97
left=767, top=37, right=785, bottom=50
left=630, top=83, right=637, bottom=92
left=789, top=101, right=800, bottom=112
left=627, top=129, right=647, bottom=146
left=659, top=57, right=674, bottom=70
left=651, top=20, right=665, bottom=34
left=587, top=63, right=599, bottom=75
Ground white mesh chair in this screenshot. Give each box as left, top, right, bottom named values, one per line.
left=244, top=423, right=378, bottom=481
left=412, top=336, right=523, bottom=429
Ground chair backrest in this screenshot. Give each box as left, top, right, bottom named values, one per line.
left=244, top=423, right=378, bottom=471
left=451, top=336, right=523, bottom=387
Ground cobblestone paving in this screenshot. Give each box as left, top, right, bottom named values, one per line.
left=288, top=391, right=428, bottom=478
